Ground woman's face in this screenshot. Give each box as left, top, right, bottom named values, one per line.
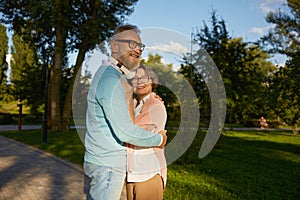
left=132, top=68, right=153, bottom=98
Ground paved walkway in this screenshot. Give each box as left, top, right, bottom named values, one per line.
left=0, top=135, right=89, bottom=200
left=0, top=125, right=41, bottom=131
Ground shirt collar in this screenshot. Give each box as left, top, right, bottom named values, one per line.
left=133, top=93, right=151, bottom=116
left=134, top=93, right=151, bottom=107
left=107, top=57, right=136, bottom=79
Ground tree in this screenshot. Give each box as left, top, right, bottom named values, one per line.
left=267, top=59, right=300, bottom=134
left=141, top=54, right=181, bottom=125
left=0, top=0, right=139, bottom=131
left=261, top=0, right=300, bottom=132
left=180, top=10, right=276, bottom=125
left=61, top=0, right=138, bottom=131
left=10, top=31, right=45, bottom=119
left=261, top=0, right=300, bottom=57
left=0, top=24, right=9, bottom=98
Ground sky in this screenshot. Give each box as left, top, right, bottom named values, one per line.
left=126, top=0, right=287, bottom=42
left=121, top=0, right=288, bottom=66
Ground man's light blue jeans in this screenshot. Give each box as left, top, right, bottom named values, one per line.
left=83, top=162, right=126, bottom=200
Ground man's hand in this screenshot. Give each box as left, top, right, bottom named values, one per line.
left=152, top=92, right=164, bottom=103
left=158, top=130, right=167, bottom=148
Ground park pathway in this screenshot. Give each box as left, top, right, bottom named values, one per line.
left=0, top=135, right=89, bottom=200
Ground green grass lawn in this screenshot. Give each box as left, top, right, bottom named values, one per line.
left=1, top=129, right=299, bottom=199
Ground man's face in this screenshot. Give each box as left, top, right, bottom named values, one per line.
left=112, top=30, right=144, bottom=71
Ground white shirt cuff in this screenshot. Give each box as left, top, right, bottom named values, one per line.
left=158, top=134, right=163, bottom=146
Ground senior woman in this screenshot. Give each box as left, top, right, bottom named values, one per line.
left=126, top=64, right=167, bottom=200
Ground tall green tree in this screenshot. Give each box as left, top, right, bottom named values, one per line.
left=0, top=0, right=65, bottom=129
left=261, top=0, right=300, bottom=132
left=141, top=54, right=181, bottom=125
left=180, top=11, right=275, bottom=124
left=10, top=31, right=44, bottom=120
left=0, top=24, right=9, bottom=100
left=267, top=58, right=300, bottom=133
left=261, top=0, right=300, bottom=56
left=0, top=0, right=138, bottom=131
left=61, top=0, right=138, bottom=131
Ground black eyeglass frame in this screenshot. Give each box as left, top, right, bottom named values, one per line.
left=131, top=76, right=150, bottom=84
left=115, top=39, right=145, bottom=51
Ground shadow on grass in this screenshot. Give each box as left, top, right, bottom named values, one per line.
left=164, top=131, right=300, bottom=200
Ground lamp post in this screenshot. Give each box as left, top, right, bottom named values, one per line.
left=31, top=30, right=49, bottom=144
left=190, top=32, right=194, bottom=85
left=17, top=99, right=22, bottom=131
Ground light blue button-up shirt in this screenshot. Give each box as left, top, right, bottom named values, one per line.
left=84, top=59, right=162, bottom=171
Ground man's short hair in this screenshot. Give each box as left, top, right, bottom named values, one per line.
left=112, top=24, right=140, bottom=40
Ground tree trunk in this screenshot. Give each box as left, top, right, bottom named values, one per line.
left=61, top=47, right=87, bottom=132
left=49, top=54, right=63, bottom=131
left=49, top=0, right=68, bottom=131
left=61, top=0, right=100, bottom=132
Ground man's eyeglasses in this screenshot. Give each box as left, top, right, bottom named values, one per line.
left=131, top=76, right=150, bottom=84
left=115, top=39, right=145, bottom=51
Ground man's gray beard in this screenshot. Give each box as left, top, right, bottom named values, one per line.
left=124, top=60, right=140, bottom=72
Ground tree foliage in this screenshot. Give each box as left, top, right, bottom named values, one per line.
left=10, top=31, right=44, bottom=119
left=179, top=11, right=276, bottom=124
left=261, top=0, right=300, bottom=56
left=267, top=57, right=300, bottom=132
left=262, top=0, right=300, bottom=132
left=61, top=0, right=138, bottom=131
left=0, top=0, right=139, bottom=131
left=0, top=24, right=9, bottom=99
left=141, top=54, right=181, bottom=125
